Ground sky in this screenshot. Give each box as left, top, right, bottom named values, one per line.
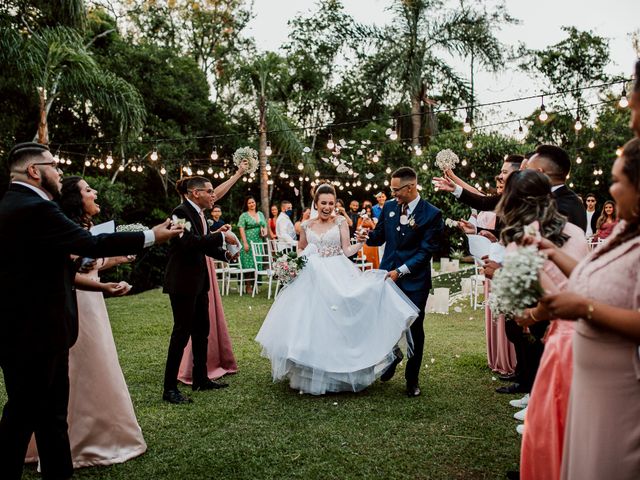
left=245, top=0, right=639, bottom=132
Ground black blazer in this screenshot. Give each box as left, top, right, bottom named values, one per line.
left=163, top=201, right=227, bottom=296
left=459, top=188, right=501, bottom=212
left=587, top=210, right=598, bottom=234
left=553, top=185, right=586, bottom=232
left=0, top=184, right=145, bottom=354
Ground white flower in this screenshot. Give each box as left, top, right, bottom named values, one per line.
left=444, top=218, right=459, bottom=228
left=232, top=146, right=259, bottom=174
left=172, top=215, right=192, bottom=232
left=389, top=211, right=395, bottom=218
left=399, top=215, right=409, bottom=225
left=435, top=149, right=460, bottom=171
left=207, top=219, right=214, bottom=227
left=116, top=223, right=148, bottom=232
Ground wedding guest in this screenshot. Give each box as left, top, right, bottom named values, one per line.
left=335, top=199, right=353, bottom=228
left=538, top=137, right=640, bottom=480
left=294, top=208, right=311, bottom=237
left=210, top=204, right=225, bottom=231
left=238, top=196, right=268, bottom=293
left=593, top=200, right=618, bottom=241
left=268, top=204, right=278, bottom=239
left=372, top=191, right=386, bottom=220
left=26, top=176, right=147, bottom=468
left=583, top=193, right=598, bottom=238
left=357, top=204, right=380, bottom=268
left=494, top=170, right=589, bottom=480
left=276, top=200, right=297, bottom=251
left=347, top=199, right=360, bottom=237
left=0, top=142, right=180, bottom=479
left=631, top=59, right=640, bottom=137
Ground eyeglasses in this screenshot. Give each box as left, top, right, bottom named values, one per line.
left=28, top=161, right=63, bottom=175
left=390, top=183, right=414, bottom=194
left=190, top=188, right=215, bottom=195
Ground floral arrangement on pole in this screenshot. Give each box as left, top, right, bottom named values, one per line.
left=233, top=146, right=259, bottom=174
left=488, top=245, right=546, bottom=317
left=435, top=149, right=460, bottom=171
left=273, top=251, right=308, bottom=285
left=116, top=223, right=149, bottom=232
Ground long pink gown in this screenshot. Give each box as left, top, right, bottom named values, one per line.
left=520, top=223, right=589, bottom=480
left=26, top=260, right=146, bottom=468
left=178, top=257, right=238, bottom=383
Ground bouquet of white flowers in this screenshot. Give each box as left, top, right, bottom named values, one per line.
left=116, top=223, right=148, bottom=233
left=435, top=149, right=460, bottom=171
left=171, top=215, right=191, bottom=232
left=488, top=245, right=546, bottom=317
left=273, top=251, right=307, bottom=285
left=232, top=146, right=259, bottom=174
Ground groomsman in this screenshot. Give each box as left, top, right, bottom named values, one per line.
left=162, top=176, right=240, bottom=404
left=364, top=167, right=443, bottom=397
left=0, top=142, right=182, bottom=480
left=275, top=200, right=297, bottom=251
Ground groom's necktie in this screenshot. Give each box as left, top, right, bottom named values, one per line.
left=198, top=210, right=207, bottom=234
left=401, top=203, right=409, bottom=217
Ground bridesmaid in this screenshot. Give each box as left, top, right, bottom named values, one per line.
left=27, top=176, right=146, bottom=468
left=539, top=138, right=640, bottom=480
left=238, top=196, right=267, bottom=293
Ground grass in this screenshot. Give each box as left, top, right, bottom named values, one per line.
left=2, top=286, right=521, bottom=479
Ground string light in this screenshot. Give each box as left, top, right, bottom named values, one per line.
left=538, top=97, right=548, bottom=122
left=84, top=160, right=90, bottom=167
left=327, top=134, right=335, bottom=150
left=389, top=122, right=398, bottom=141
left=210, top=146, right=218, bottom=160
left=265, top=141, right=272, bottom=156
left=99, top=163, right=105, bottom=170
left=461, top=159, right=467, bottom=166
left=385, top=167, right=392, bottom=174
left=119, top=165, right=125, bottom=171
left=619, top=86, right=629, bottom=108
left=207, top=166, right=213, bottom=174
left=297, top=162, right=304, bottom=170
left=470, top=171, right=476, bottom=178
left=106, top=151, right=114, bottom=165
left=372, top=153, right=379, bottom=163
left=463, top=113, right=472, bottom=134
left=576, top=156, right=583, bottom=164
left=588, top=139, right=595, bottom=149
left=516, top=121, right=525, bottom=141
left=150, top=148, right=158, bottom=161
left=574, top=113, right=582, bottom=132
left=160, top=167, right=166, bottom=175
left=465, top=139, right=473, bottom=149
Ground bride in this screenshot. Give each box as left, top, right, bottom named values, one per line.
left=256, top=184, right=419, bottom=395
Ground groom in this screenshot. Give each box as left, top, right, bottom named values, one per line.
left=364, top=167, right=443, bottom=397
left=162, top=176, right=239, bottom=404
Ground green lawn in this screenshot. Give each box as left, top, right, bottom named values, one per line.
left=3, top=287, right=521, bottom=479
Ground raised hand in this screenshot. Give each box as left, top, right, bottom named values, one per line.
left=432, top=176, right=456, bottom=192
left=457, top=219, right=476, bottom=234
left=152, top=219, right=184, bottom=244
left=237, top=159, right=249, bottom=174
left=214, top=224, right=231, bottom=233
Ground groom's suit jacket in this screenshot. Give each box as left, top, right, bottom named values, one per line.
left=163, top=200, right=228, bottom=296
left=367, top=197, right=443, bottom=295
left=0, top=183, right=145, bottom=354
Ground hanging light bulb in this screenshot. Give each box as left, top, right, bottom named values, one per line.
left=616, top=147, right=622, bottom=157
left=219, top=171, right=225, bottom=178
left=593, top=168, right=598, bottom=175
left=538, top=96, right=548, bottom=122
left=160, top=167, right=166, bottom=175
left=297, top=162, right=304, bottom=171
left=588, top=139, right=595, bottom=149
left=470, top=171, right=476, bottom=179
left=106, top=164, right=112, bottom=170
left=372, top=153, right=379, bottom=163
left=421, top=163, right=428, bottom=170
left=314, top=170, right=320, bottom=177
left=574, top=114, right=582, bottom=131
left=150, top=149, right=158, bottom=161
left=66, top=159, right=72, bottom=165
left=210, top=147, right=218, bottom=160
left=327, top=134, right=335, bottom=150
left=99, top=163, right=105, bottom=170
left=84, top=160, right=91, bottom=167
left=106, top=151, right=114, bottom=165
left=465, top=139, right=473, bottom=149
left=385, top=166, right=391, bottom=174
left=119, top=165, right=125, bottom=172
left=516, top=121, right=525, bottom=141
left=384, top=180, right=389, bottom=186
left=619, top=86, right=629, bottom=108
left=289, top=181, right=295, bottom=187
left=207, top=166, right=213, bottom=174
left=463, top=115, right=472, bottom=134
left=576, top=156, right=583, bottom=164
left=197, top=169, right=204, bottom=175
left=461, top=159, right=467, bottom=167
left=389, top=122, right=398, bottom=141
left=265, top=141, right=272, bottom=156
left=268, top=179, right=274, bottom=185
left=594, top=179, right=600, bottom=185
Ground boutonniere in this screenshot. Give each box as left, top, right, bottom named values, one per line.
left=399, top=213, right=417, bottom=228
left=389, top=211, right=395, bottom=218
left=207, top=219, right=214, bottom=227
left=172, top=215, right=192, bottom=232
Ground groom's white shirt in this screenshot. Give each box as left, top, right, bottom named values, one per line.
left=276, top=211, right=297, bottom=250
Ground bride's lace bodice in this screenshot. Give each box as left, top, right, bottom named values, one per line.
left=303, top=217, right=345, bottom=257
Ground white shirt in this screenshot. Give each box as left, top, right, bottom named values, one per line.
left=185, top=198, right=225, bottom=248
left=276, top=211, right=297, bottom=250
left=12, top=181, right=156, bottom=247
left=586, top=210, right=595, bottom=237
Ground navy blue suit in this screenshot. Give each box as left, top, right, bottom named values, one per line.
left=367, top=197, right=443, bottom=385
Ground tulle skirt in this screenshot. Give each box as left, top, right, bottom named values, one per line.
left=255, top=254, right=419, bottom=395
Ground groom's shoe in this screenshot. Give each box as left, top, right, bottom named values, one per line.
left=192, top=379, right=229, bottom=391
left=163, top=389, right=192, bottom=404
left=406, top=383, right=421, bottom=398
left=381, top=350, right=404, bottom=382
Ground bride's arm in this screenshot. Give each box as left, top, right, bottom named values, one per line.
left=297, top=223, right=308, bottom=253
left=339, top=219, right=362, bottom=257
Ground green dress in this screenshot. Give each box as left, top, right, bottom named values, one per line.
left=238, top=211, right=267, bottom=269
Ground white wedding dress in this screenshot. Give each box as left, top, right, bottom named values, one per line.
left=255, top=216, right=419, bottom=395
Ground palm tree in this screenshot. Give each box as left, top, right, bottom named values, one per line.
left=0, top=25, right=145, bottom=144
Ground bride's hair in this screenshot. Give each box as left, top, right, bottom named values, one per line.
left=313, top=183, right=336, bottom=207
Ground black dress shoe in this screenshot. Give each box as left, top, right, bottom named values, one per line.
left=498, top=373, right=519, bottom=382
left=192, top=379, right=229, bottom=391
left=495, top=383, right=526, bottom=394
left=380, top=350, right=404, bottom=382
left=163, top=389, right=192, bottom=404
left=406, top=383, right=421, bottom=397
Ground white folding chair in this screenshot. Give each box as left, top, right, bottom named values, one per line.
left=225, top=259, right=255, bottom=296
left=251, top=242, right=276, bottom=298
left=469, top=260, right=486, bottom=310
left=213, top=260, right=228, bottom=295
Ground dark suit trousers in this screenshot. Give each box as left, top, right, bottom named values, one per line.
left=404, top=290, right=428, bottom=385
left=0, top=350, right=73, bottom=480
left=163, top=290, right=210, bottom=391
left=505, top=319, right=546, bottom=392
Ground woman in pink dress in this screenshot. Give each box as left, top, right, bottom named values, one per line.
left=593, top=200, right=618, bottom=240
left=539, top=137, right=640, bottom=480
left=174, top=168, right=246, bottom=385
left=27, top=176, right=146, bottom=468
left=493, top=169, right=589, bottom=480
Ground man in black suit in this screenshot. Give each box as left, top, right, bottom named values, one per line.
left=162, top=176, right=241, bottom=405
left=0, top=142, right=182, bottom=480
left=585, top=193, right=598, bottom=237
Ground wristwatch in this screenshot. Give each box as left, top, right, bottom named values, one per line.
left=395, top=269, right=404, bottom=278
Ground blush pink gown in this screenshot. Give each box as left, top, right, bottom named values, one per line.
left=178, top=257, right=238, bottom=383
left=26, top=259, right=146, bottom=468
left=520, top=223, right=589, bottom=480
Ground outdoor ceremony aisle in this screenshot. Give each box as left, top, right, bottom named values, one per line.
left=6, top=289, right=520, bottom=479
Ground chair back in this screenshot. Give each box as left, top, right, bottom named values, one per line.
left=251, top=241, right=273, bottom=274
